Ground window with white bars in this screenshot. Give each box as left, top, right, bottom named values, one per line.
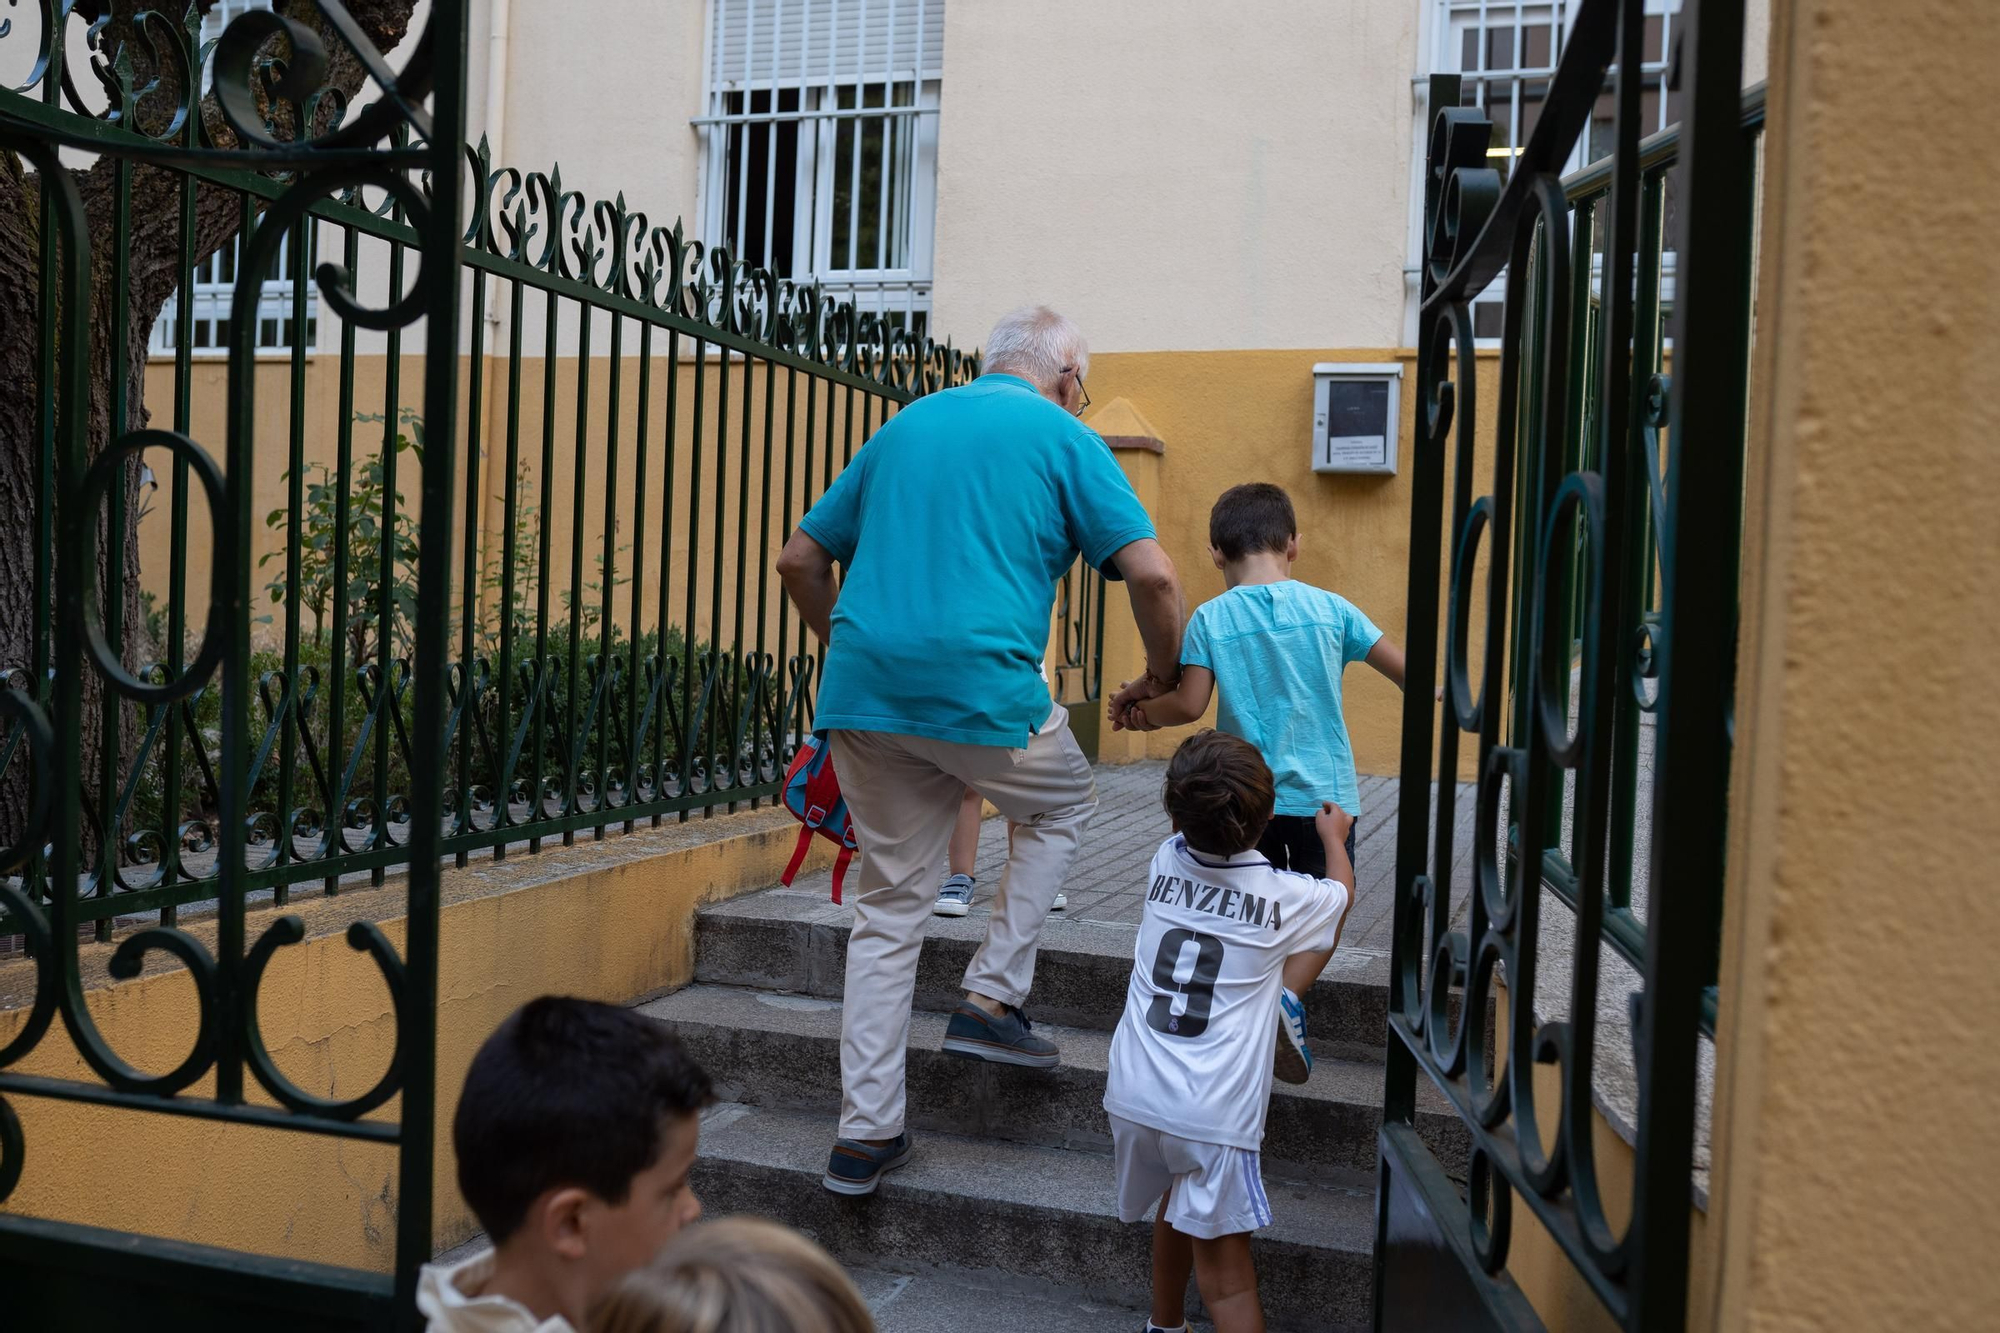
left=1420, top=0, right=1680, bottom=340
left=150, top=0, right=319, bottom=357
left=697, top=0, right=944, bottom=330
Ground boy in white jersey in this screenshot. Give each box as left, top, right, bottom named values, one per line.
left=1104, top=731, right=1355, bottom=1333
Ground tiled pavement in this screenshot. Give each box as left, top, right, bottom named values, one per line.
left=757, top=760, right=1477, bottom=968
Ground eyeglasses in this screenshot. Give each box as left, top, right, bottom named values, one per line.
left=1061, top=365, right=1091, bottom=414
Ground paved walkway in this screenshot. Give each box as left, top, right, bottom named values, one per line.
left=953, top=762, right=1473, bottom=957
left=787, top=760, right=1476, bottom=962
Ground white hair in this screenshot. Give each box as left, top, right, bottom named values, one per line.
left=982, top=305, right=1088, bottom=389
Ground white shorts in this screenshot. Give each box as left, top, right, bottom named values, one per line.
left=1109, top=1114, right=1273, bottom=1240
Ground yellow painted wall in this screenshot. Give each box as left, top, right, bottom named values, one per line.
left=1702, top=0, right=2000, bottom=1327
left=0, top=813, right=832, bottom=1268
left=1084, top=348, right=1502, bottom=780
left=136, top=352, right=892, bottom=661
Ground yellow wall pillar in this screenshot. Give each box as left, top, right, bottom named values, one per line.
left=1707, top=0, right=2000, bottom=1325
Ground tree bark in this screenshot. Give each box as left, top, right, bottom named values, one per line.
left=0, top=0, right=420, bottom=863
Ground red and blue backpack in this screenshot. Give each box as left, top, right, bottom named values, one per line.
left=778, top=733, right=858, bottom=903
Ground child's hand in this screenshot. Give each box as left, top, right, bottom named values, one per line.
left=1314, top=801, right=1354, bottom=845
left=1107, top=678, right=1164, bottom=732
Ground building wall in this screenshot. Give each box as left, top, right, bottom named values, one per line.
left=467, top=0, right=706, bottom=248
left=931, top=0, right=1419, bottom=354
left=1706, top=0, right=2000, bottom=1326
left=1082, top=349, right=1502, bottom=781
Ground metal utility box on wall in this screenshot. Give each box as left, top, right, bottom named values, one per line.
left=1311, top=363, right=1403, bottom=475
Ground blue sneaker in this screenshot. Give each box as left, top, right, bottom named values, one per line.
left=823, top=1133, right=913, bottom=1196
left=934, top=873, right=974, bottom=918
left=1275, top=986, right=1313, bottom=1084
left=941, top=1000, right=1060, bottom=1068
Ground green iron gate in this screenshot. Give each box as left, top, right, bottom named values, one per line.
left=0, top=3, right=473, bottom=1326
left=1376, top=0, right=1756, bottom=1328
left=0, top=2, right=974, bottom=1327
left=1053, top=557, right=1108, bottom=760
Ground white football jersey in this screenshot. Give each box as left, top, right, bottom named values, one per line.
left=1103, top=835, right=1349, bottom=1151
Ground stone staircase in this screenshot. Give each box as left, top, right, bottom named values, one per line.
left=640, top=767, right=1470, bottom=1330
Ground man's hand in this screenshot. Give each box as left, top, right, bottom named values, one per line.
left=1107, top=673, right=1171, bottom=731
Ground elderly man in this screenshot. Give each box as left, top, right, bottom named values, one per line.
left=778, top=305, right=1186, bottom=1196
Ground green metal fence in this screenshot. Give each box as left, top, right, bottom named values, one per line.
left=0, top=23, right=978, bottom=946
left=0, top=4, right=972, bottom=1324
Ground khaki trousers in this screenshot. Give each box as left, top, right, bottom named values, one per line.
left=830, top=705, right=1098, bottom=1139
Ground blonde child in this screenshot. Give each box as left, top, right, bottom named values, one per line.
left=587, top=1217, right=873, bottom=1333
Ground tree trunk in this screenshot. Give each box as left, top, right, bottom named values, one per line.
left=0, top=0, right=419, bottom=868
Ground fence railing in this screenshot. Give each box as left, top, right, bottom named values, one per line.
left=0, top=55, right=977, bottom=942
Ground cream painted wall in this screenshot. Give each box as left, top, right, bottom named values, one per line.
left=1707, top=0, right=2000, bottom=1327
left=487, top=0, right=706, bottom=243
left=289, top=0, right=708, bottom=361
left=930, top=0, right=1419, bottom=354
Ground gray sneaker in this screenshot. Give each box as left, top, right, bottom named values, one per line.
left=823, top=1133, right=914, bottom=1196
left=934, top=873, right=974, bottom=917
left=940, top=1000, right=1059, bottom=1068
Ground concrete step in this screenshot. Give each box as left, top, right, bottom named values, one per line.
left=694, top=887, right=1395, bottom=1063
left=645, top=984, right=1469, bottom=1179
left=691, top=1101, right=1376, bottom=1332
left=852, top=1265, right=1153, bottom=1330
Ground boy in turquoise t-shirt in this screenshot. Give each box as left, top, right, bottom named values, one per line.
left=1108, top=482, right=1407, bottom=1087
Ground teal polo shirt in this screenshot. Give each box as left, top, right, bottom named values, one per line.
left=796, top=373, right=1156, bottom=747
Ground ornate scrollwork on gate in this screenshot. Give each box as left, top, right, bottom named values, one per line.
left=0, top=2, right=473, bottom=1322
left=1378, top=2, right=1753, bottom=1330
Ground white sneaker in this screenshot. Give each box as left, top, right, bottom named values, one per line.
left=1049, top=890, right=1068, bottom=912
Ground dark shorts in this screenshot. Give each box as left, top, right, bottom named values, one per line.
left=1256, top=813, right=1356, bottom=882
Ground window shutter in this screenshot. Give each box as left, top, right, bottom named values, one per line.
left=710, top=0, right=947, bottom=89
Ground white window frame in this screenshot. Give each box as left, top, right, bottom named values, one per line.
left=149, top=0, right=319, bottom=358
left=1408, top=0, right=1680, bottom=346
left=695, top=0, right=944, bottom=329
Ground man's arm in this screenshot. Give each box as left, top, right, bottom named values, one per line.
left=777, top=528, right=839, bottom=645
left=1107, top=536, right=1185, bottom=689
left=1119, top=665, right=1214, bottom=730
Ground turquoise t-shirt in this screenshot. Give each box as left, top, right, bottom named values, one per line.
left=798, top=374, right=1156, bottom=747
left=1180, top=581, right=1383, bottom=817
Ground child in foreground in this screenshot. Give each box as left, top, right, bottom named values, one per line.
left=1109, top=482, right=1405, bottom=1086
left=418, top=996, right=715, bottom=1333
left=1104, top=731, right=1355, bottom=1333
left=588, top=1216, right=874, bottom=1333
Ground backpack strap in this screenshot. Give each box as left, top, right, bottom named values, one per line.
left=779, top=824, right=815, bottom=888
left=799, top=757, right=842, bottom=828
left=829, top=845, right=855, bottom=905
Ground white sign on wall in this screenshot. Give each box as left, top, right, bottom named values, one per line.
left=1311, top=363, right=1403, bottom=476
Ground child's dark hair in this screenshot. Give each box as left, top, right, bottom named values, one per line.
left=1209, top=483, right=1297, bottom=562
left=455, top=996, right=715, bottom=1244
left=1163, top=730, right=1275, bottom=856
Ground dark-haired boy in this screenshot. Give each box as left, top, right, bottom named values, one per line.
left=1109, top=482, right=1406, bottom=1086
left=417, top=996, right=715, bottom=1332
left=1105, top=731, right=1355, bottom=1333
